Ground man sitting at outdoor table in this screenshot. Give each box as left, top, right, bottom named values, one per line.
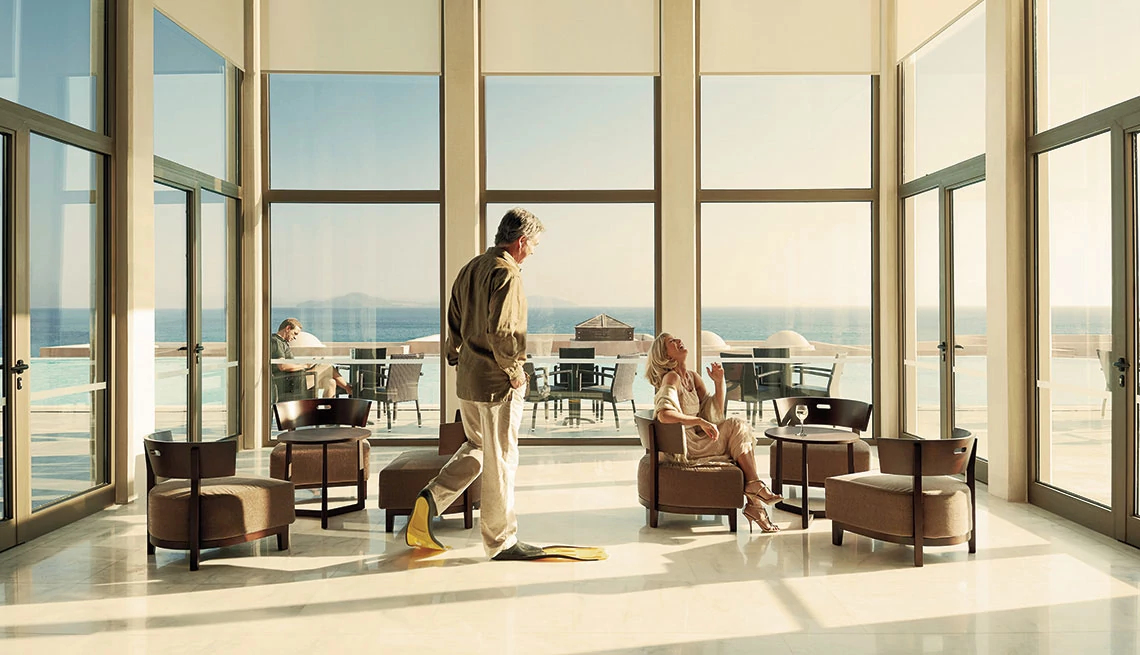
left=271, top=318, right=352, bottom=398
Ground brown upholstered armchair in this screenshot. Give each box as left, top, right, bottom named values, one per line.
left=769, top=396, right=873, bottom=495
left=145, top=431, right=295, bottom=571
left=634, top=412, right=743, bottom=532
left=270, top=398, right=372, bottom=512
left=377, top=412, right=480, bottom=533
left=827, top=430, right=977, bottom=567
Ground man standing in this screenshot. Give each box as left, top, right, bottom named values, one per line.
left=406, top=207, right=545, bottom=560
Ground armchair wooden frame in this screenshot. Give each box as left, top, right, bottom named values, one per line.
left=273, top=398, right=372, bottom=511
left=145, top=431, right=291, bottom=571
left=831, top=433, right=977, bottom=567
left=634, top=412, right=741, bottom=532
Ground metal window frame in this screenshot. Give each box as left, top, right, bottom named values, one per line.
left=697, top=74, right=881, bottom=443
left=479, top=73, right=662, bottom=448
left=896, top=22, right=990, bottom=476
left=153, top=43, right=245, bottom=444
left=260, top=71, right=446, bottom=447
left=1025, top=0, right=1140, bottom=544
left=0, top=0, right=117, bottom=548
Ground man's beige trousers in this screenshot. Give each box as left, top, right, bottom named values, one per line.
left=425, top=386, right=524, bottom=557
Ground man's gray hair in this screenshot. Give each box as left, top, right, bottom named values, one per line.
left=494, top=207, right=545, bottom=246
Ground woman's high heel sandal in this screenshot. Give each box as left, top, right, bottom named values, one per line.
left=742, top=501, right=779, bottom=534
left=744, top=479, right=783, bottom=506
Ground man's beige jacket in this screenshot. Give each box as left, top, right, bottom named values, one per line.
left=446, top=247, right=527, bottom=402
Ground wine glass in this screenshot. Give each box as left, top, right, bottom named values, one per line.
left=794, top=404, right=809, bottom=436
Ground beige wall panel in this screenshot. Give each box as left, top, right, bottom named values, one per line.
left=660, top=1, right=698, bottom=360
left=877, top=0, right=900, bottom=438
left=115, top=0, right=157, bottom=502
left=700, top=0, right=880, bottom=74
left=261, top=0, right=440, bottom=73
left=155, top=0, right=245, bottom=67
left=984, top=0, right=1028, bottom=501
left=442, top=0, right=480, bottom=418
left=897, top=0, right=981, bottom=59
left=481, top=0, right=658, bottom=74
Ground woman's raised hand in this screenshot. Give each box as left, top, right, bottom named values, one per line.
left=706, top=361, right=725, bottom=385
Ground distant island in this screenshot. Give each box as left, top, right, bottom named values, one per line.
left=297, top=292, right=433, bottom=308
left=294, top=292, right=580, bottom=309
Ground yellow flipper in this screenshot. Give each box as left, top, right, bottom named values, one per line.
left=405, top=495, right=448, bottom=551
left=537, top=546, right=608, bottom=561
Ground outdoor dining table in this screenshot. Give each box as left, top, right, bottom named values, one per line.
left=765, top=425, right=861, bottom=529
left=276, top=426, right=370, bottom=529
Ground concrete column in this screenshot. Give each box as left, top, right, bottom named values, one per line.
left=441, top=0, right=481, bottom=420
left=659, top=0, right=698, bottom=359
left=985, top=0, right=1029, bottom=501
left=241, top=0, right=265, bottom=449
left=878, top=0, right=901, bottom=438
left=113, top=0, right=156, bottom=503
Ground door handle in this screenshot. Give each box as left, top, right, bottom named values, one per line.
left=937, top=342, right=948, bottom=361
left=194, top=344, right=204, bottom=354
left=10, top=359, right=28, bottom=374
left=1114, top=357, right=1128, bottom=388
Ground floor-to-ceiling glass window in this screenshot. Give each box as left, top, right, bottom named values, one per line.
left=0, top=0, right=111, bottom=548
left=898, top=3, right=987, bottom=454
left=266, top=73, right=441, bottom=437
left=1030, top=0, right=1140, bottom=542
left=1036, top=135, right=1112, bottom=506
left=27, top=136, right=108, bottom=509
left=951, top=180, right=989, bottom=452
left=0, top=134, right=6, bottom=529
left=483, top=76, right=657, bottom=436
left=902, top=190, right=942, bottom=439
left=699, top=75, right=875, bottom=431
left=153, top=182, right=190, bottom=436
left=153, top=10, right=241, bottom=442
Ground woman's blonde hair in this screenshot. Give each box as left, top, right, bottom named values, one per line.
left=645, top=332, right=678, bottom=389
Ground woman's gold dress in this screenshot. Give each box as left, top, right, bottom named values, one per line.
left=653, top=378, right=754, bottom=462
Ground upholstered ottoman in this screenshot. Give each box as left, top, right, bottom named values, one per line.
left=377, top=450, right=480, bottom=532
left=270, top=440, right=371, bottom=488
left=769, top=439, right=871, bottom=487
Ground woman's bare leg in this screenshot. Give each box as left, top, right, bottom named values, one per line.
left=736, top=452, right=781, bottom=503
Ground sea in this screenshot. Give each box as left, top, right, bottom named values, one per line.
left=19, top=305, right=1114, bottom=409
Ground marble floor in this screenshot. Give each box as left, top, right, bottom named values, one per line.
left=2, top=444, right=1140, bottom=654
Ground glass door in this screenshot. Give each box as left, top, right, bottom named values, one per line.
left=0, top=124, right=111, bottom=550
left=1130, top=127, right=1140, bottom=546
left=154, top=182, right=192, bottom=437
left=153, top=177, right=239, bottom=443
left=1035, top=135, right=1113, bottom=509
left=0, top=132, right=11, bottom=551
left=951, top=181, right=989, bottom=457
left=26, top=135, right=109, bottom=512
left=200, top=190, right=238, bottom=440
left=903, top=189, right=943, bottom=438
left=903, top=175, right=988, bottom=446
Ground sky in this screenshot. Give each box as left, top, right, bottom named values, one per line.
left=7, top=0, right=1140, bottom=313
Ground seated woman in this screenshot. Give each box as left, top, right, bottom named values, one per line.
left=646, top=332, right=782, bottom=533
